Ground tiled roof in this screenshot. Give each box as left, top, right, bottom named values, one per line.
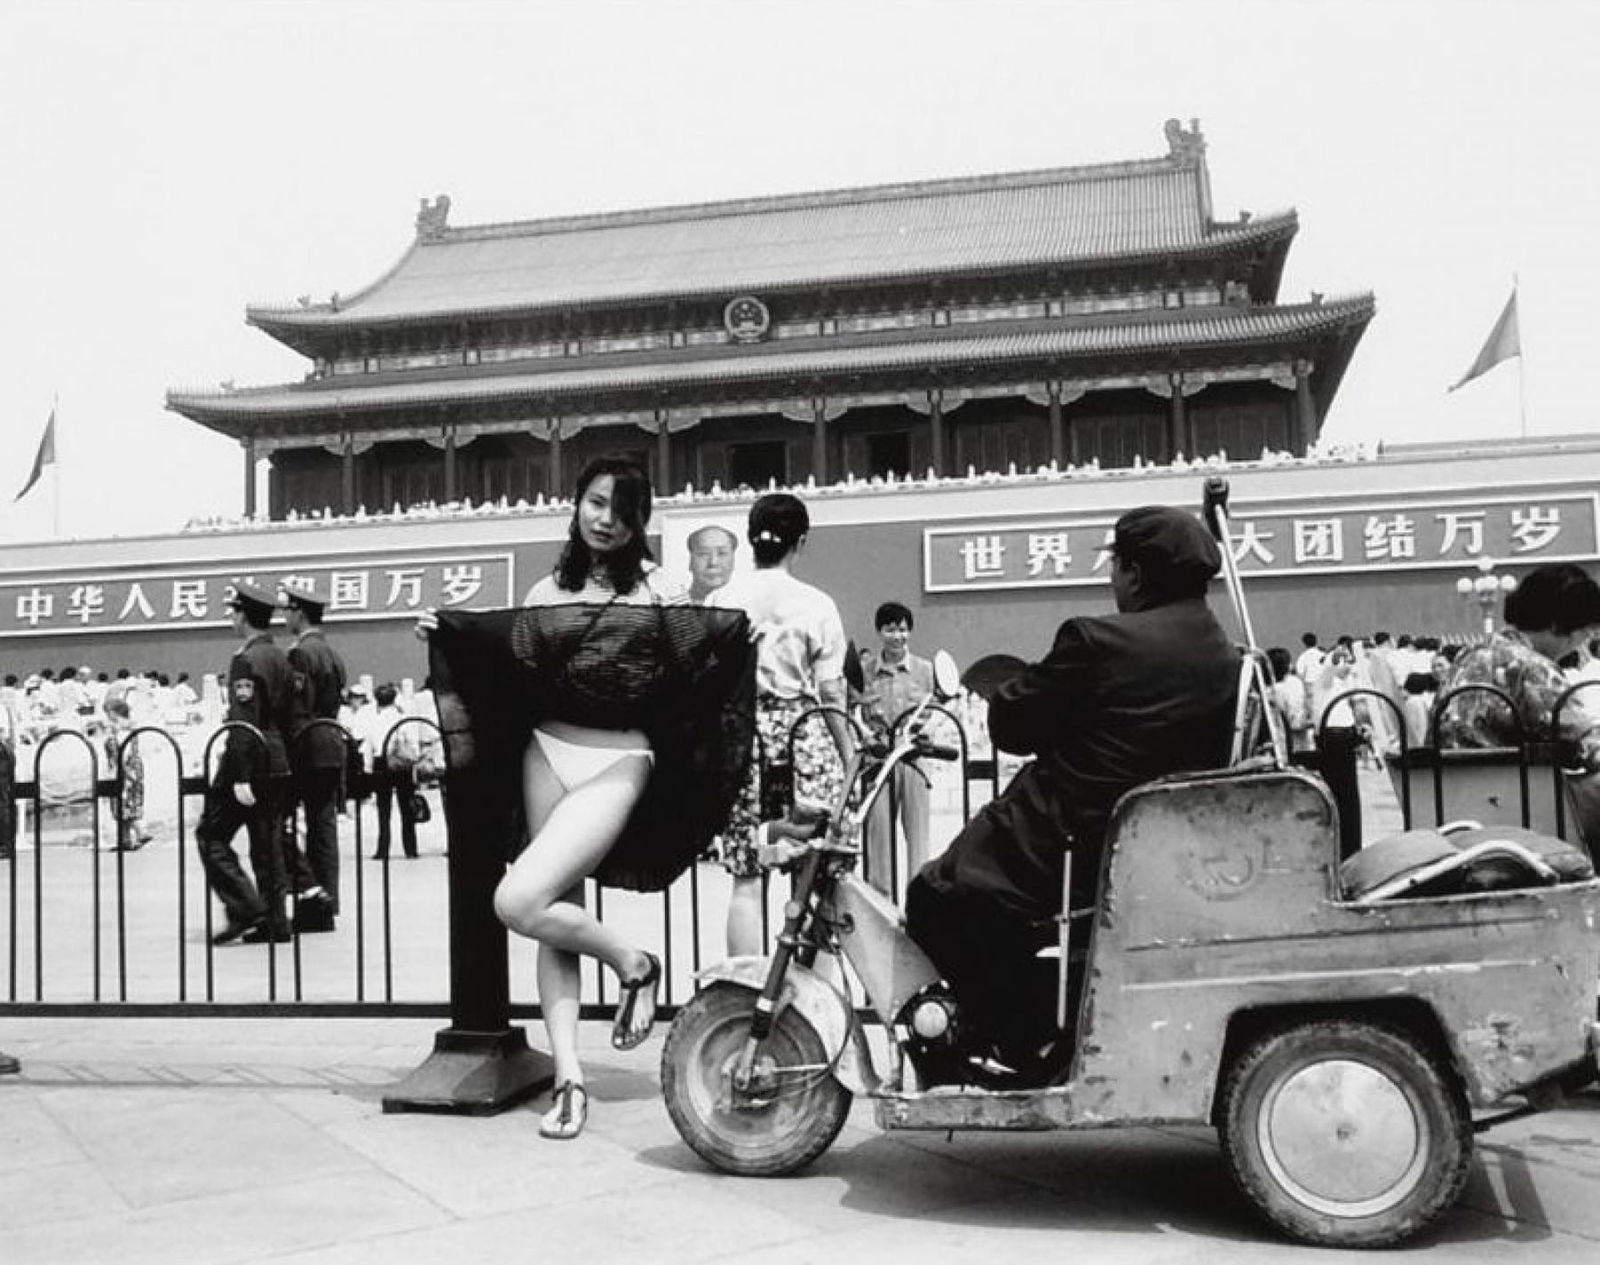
left=171, top=295, right=1372, bottom=426
left=249, top=147, right=1294, bottom=331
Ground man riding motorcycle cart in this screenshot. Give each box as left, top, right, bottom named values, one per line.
left=907, top=505, right=1238, bottom=1077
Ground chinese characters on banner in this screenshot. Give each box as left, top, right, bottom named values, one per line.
left=923, top=495, right=1599, bottom=592
left=0, top=553, right=515, bottom=636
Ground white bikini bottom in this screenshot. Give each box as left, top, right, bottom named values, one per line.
left=532, top=727, right=654, bottom=791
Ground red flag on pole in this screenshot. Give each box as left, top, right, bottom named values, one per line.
left=13, top=407, right=56, bottom=502
left=1449, top=289, right=1521, bottom=392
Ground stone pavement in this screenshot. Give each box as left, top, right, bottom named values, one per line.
left=6, top=764, right=1600, bottom=1261
left=2, top=1014, right=1600, bottom=1265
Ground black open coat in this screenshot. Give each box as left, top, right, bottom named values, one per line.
left=428, top=604, right=755, bottom=892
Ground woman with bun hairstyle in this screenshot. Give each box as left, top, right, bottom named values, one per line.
left=712, top=492, right=856, bottom=955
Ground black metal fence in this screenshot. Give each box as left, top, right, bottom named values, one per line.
left=1317, top=679, right=1600, bottom=853
left=5, top=683, right=1594, bottom=1030
left=0, top=706, right=980, bottom=1025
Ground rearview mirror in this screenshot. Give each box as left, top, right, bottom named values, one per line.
left=931, top=650, right=961, bottom=701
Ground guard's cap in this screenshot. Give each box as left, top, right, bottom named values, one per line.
left=226, top=580, right=279, bottom=619
left=1112, top=506, right=1221, bottom=596
left=278, top=577, right=326, bottom=615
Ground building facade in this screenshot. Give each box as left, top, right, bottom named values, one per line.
left=2, top=438, right=1595, bottom=687
left=167, top=121, right=1373, bottom=519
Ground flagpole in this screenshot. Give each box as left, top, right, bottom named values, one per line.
left=1513, top=276, right=1528, bottom=439
left=52, top=394, right=62, bottom=538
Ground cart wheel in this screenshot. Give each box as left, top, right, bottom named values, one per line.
left=661, top=983, right=852, bottom=1177
left=1219, top=1019, right=1472, bottom=1248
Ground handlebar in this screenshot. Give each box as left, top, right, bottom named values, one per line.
left=1203, top=476, right=1229, bottom=539
left=919, top=742, right=959, bottom=762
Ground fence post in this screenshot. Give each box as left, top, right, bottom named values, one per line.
left=381, top=715, right=552, bottom=1115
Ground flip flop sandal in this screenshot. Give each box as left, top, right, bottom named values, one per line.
left=610, top=951, right=662, bottom=1051
left=539, top=1081, right=589, bottom=1140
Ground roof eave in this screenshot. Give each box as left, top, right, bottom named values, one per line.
left=243, top=218, right=1302, bottom=343
left=169, top=295, right=1374, bottom=437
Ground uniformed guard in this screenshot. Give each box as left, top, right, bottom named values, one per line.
left=280, top=578, right=348, bottom=932
left=196, top=580, right=296, bottom=944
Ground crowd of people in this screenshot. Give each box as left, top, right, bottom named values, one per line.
left=1265, top=609, right=1600, bottom=762
left=0, top=645, right=444, bottom=876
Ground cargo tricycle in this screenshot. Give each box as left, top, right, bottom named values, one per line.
left=661, top=484, right=1600, bottom=1248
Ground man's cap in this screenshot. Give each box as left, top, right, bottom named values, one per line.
left=1112, top=506, right=1222, bottom=591
left=348, top=682, right=370, bottom=697
left=226, top=580, right=279, bottom=616
left=278, top=577, right=327, bottom=614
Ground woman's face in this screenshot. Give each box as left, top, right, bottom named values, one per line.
left=1431, top=653, right=1451, bottom=682
left=576, top=474, right=632, bottom=555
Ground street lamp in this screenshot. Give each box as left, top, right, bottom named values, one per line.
left=1455, top=556, right=1517, bottom=636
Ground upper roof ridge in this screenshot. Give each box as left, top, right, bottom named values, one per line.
left=436, top=149, right=1194, bottom=245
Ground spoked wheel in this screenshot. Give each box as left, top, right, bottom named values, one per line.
left=661, top=983, right=852, bottom=1176
left=1220, top=1019, right=1473, bottom=1248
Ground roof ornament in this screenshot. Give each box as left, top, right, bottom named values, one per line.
left=416, top=194, right=453, bottom=241
left=1163, top=117, right=1206, bottom=162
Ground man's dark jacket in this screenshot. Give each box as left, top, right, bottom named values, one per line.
left=219, top=632, right=295, bottom=784
left=286, top=627, right=349, bottom=770
left=920, top=597, right=1239, bottom=922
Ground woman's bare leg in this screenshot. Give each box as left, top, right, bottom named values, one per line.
left=496, top=738, right=657, bottom=1083
left=536, top=897, right=585, bottom=1088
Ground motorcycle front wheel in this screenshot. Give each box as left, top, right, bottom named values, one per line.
left=661, top=982, right=853, bottom=1176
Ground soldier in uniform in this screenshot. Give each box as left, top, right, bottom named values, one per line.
left=196, top=581, right=296, bottom=944
left=280, top=579, right=347, bottom=932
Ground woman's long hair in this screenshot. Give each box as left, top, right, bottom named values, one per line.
left=554, top=456, right=655, bottom=594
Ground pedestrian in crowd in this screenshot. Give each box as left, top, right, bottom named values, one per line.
left=1266, top=646, right=1313, bottom=753
left=1294, top=631, right=1325, bottom=683
left=859, top=600, right=937, bottom=891
left=1440, top=562, right=1600, bottom=770
left=0, top=692, right=15, bottom=860
left=195, top=581, right=296, bottom=945
left=1429, top=641, right=1459, bottom=687
left=1401, top=672, right=1438, bottom=749
left=57, top=665, right=88, bottom=719
left=686, top=523, right=739, bottom=604
left=281, top=579, right=346, bottom=931
left=1566, top=634, right=1600, bottom=689
left=101, top=696, right=151, bottom=850
left=172, top=672, right=199, bottom=713
left=339, top=682, right=372, bottom=818
left=418, top=455, right=718, bottom=1141
left=1368, top=631, right=1404, bottom=716
left=714, top=491, right=855, bottom=957
left=366, top=682, right=420, bottom=861
left=1312, top=645, right=1371, bottom=744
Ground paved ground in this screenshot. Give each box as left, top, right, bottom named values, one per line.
left=3, top=1016, right=1600, bottom=1264
left=6, top=763, right=1600, bottom=1262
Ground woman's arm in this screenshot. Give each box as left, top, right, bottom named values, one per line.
left=817, top=674, right=856, bottom=763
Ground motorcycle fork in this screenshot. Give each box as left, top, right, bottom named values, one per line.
left=731, top=850, right=830, bottom=1092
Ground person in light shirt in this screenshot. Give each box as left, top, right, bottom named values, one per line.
left=712, top=492, right=855, bottom=956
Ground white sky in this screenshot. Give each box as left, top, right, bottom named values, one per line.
left=2, top=0, right=1595, bottom=543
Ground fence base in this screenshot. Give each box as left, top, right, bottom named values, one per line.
left=381, top=1026, right=552, bottom=1116
left=0, top=1050, right=18, bottom=1076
